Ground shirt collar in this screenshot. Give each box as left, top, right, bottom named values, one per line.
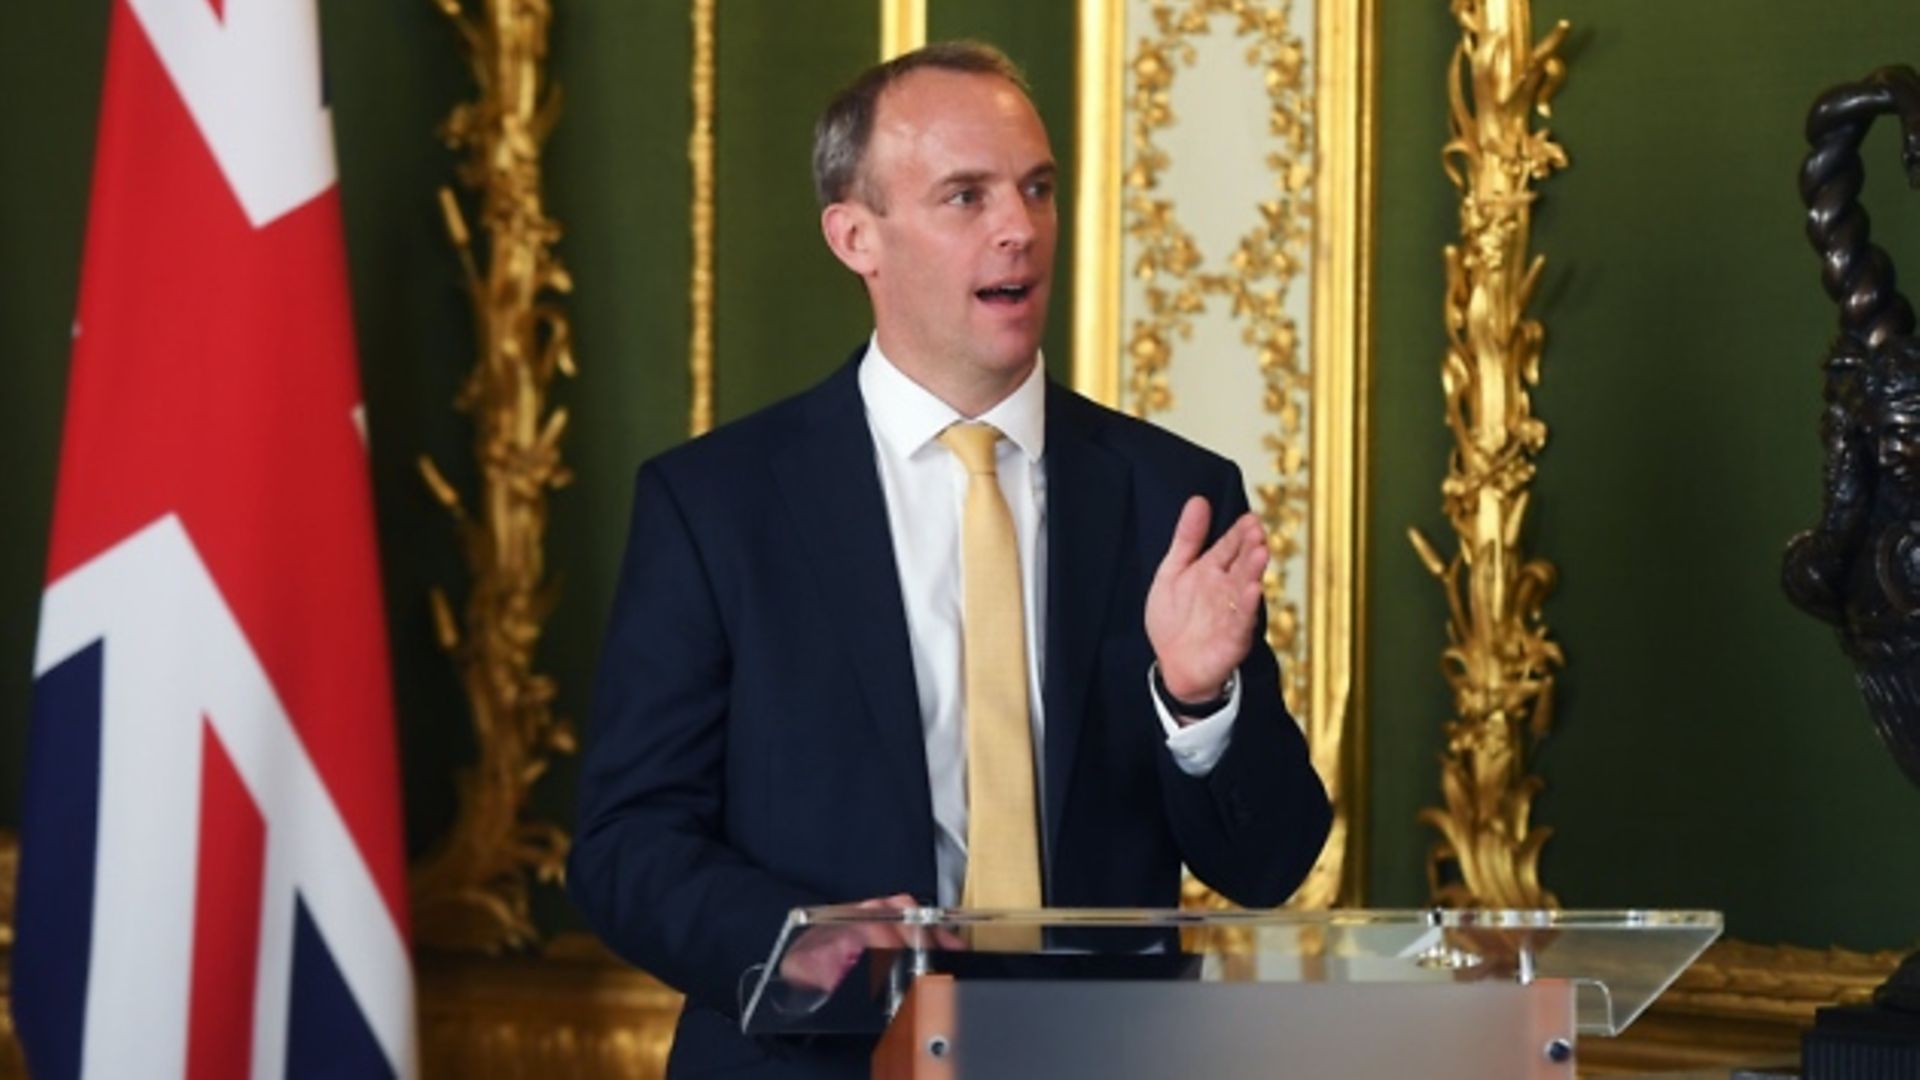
left=857, top=335, right=1047, bottom=463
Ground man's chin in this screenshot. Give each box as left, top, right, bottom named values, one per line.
left=970, top=327, right=1046, bottom=369
left=975, top=346, right=1043, bottom=378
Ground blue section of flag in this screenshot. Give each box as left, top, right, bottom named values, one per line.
left=286, top=894, right=396, bottom=1079
left=12, top=639, right=107, bottom=1080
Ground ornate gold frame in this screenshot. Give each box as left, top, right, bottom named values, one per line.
left=689, top=0, right=716, bottom=437
left=1073, top=0, right=1373, bottom=907
left=879, top=0, right=927, bottom=60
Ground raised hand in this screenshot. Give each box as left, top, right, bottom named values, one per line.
left=1144, top=496, right=1267, bottom=709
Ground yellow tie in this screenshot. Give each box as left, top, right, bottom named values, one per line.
left=938, top=422, right=1044, bottom=931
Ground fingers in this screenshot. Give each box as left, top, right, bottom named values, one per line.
left=1161, top=501, right=1269, bottom=580
left=1156, top=496, right=1212, bottom=581
left=854, top=894, right=969, bottom=952
left=1199, top=511, right=1264, bottom=580
left=1239, top=575, right=1264, bottom=608
left=856, top=893, right=920, bottom=950
left=1203, top=513, right=1250, bottom=573
left=783, top=894, right=945, bottom=990
left=782, top=926, right=864, bottom=991
left=1226, top=515, right=1268, bottom=582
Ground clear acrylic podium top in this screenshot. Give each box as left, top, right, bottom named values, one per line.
left=742, top=907, right=1721, bottom=1040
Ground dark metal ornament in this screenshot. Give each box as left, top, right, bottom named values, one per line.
left=1784, top=64, right=1920, bottom=786
left=1784, top=64, right=1920, bottom=1075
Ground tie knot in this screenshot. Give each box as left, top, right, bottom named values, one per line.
left=939, top=422, right=1003, bottom=475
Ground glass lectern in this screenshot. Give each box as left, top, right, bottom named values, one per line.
left=742, top=907, right=1721, bottom=1079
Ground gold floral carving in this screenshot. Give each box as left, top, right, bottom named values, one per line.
left=1123, top=1, right=1315, bottom=428
left=1407, top=0, right=1569, bottom=910
left=0, top=826, right=13, bottom=945
left=1123, top=1, right=1357, bottom=911
left=1665, top=939, right=1904, bottom=1020
left=413, top=0, right=577, bottom=953
left=0, top=981, right=19, bottom=1080
left=1582, top=940, right=1905, bottom=1073
left=690, top=0, right=716, bottom=437
left=1125, top=0, right=1313, bottom=773
left=0, top=831, right=14, bottom=949
left=417, top=936, right=682, bottom=1079
left=0, top=833, right=16, bottom=1079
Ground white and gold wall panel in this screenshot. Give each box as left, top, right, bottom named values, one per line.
left=1076, top=0, right=1374, bottom=907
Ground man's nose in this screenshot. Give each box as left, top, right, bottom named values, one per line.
left=992, top=195, right=1037, bottom=251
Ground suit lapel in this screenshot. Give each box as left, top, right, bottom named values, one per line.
left=1042, top=384, right=1131, bottom=862
left=770, top=362, right=935, bottom=857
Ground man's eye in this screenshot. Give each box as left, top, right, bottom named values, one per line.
left=946, top=188, right=980, bottom=206
left=1026, top=179, right=1055, bottom=201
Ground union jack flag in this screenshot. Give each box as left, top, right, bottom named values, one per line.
left=13, top=1, right=416, bottom=1076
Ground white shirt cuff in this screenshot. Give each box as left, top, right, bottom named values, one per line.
left=1148, top=665, right=1240, bottom=776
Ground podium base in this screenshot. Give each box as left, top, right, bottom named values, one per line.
left=873, top=976, right=1576, bottom=1079
left=1802, top=1002, right=1920, bottom=1079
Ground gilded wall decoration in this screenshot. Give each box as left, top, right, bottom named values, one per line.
left=1407, top=0, right=1568, bottom=910
left=1078, top=0, right=1372, bottom=909
left=1581, top=941, right=1905, bottom=1073
left=0, top=831, right=14, bottom=949
left=412, top=0, right=577, bottom=953
left=690, top=0, right=716, bottom=437
left=417, top=936, right=682, bottom=1079
left=880, top=0, right=927, bottom=60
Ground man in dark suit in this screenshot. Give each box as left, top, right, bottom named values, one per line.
left=569, top=41, right=1331, bottom=1077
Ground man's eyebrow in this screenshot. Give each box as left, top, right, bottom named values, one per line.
left=931, top=162, right=1058, bottom=190
left=933, top=169, right=995, bottom=189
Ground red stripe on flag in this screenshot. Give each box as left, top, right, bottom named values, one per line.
left=185, top=718, right=265, bottom=1080
left=48, top=1, right=408, bottom=929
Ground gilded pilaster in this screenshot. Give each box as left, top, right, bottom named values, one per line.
left=1408, top=0, right=1569, bottom=909
left=880, top=0, right=927, bottom=60
left=690, top=0, right=716, bottom=436
left=413, top=0, right=578, bottom=952
left=1072, top=0, right=1125, bottom=406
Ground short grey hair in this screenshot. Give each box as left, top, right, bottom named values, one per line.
left=812, top=40, right=1030, bottom=211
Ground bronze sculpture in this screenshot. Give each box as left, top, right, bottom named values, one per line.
left=1782, top=62, right=1920, bottom=1069
left=1785, top=63, right=1920, bottom=779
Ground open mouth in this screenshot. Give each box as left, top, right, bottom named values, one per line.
left=975, top=282, right=1034, bottom=305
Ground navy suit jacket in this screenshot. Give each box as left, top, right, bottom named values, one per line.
left=569, top=357, right=1331, bottom=1077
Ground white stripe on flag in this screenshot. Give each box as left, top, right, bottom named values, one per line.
left=36, top=515, right=417, bottom=1080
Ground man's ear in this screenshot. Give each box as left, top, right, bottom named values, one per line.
left=821, top=201, right=879, bottom=277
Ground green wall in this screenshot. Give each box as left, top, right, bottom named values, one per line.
left=8, top=4, right=1920, bottom=954
left=1368, top=2, right=1920, bottom=950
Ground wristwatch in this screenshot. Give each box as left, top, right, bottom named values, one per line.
left=1152, top=662, right=1237, bottom=719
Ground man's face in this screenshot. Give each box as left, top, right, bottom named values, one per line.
left=849, top=69, right=1057, bottom=393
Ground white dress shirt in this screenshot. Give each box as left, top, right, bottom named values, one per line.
left=857, top=340, right=1240, bottom=906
